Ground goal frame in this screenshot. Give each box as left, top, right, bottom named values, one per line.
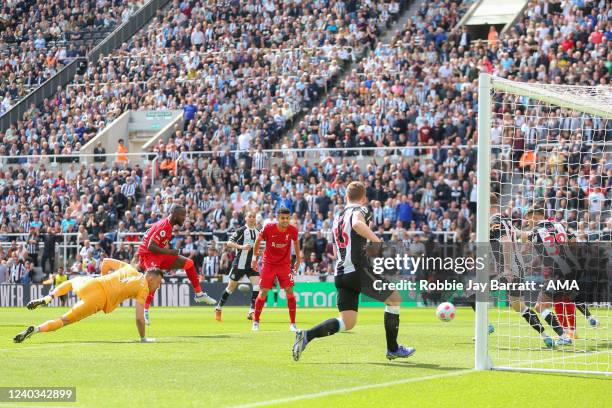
left=475, top=73, right=612, bottom=375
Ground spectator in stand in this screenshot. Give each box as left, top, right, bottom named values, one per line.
left=94, top=142, right=106, bottom=163
left=116, top=139, right=128, bottom=163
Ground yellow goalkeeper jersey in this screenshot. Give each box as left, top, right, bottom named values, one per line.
left=96, top=265, right=149, bottom=313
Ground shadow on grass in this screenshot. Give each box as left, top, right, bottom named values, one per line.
left=302, top=361, right=466, bottom=371
left=172, top=334, right=235, bottom=339
left=44, top=340, right=155, bottom=344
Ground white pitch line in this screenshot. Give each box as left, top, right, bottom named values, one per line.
left=229, top=369, right=476, bottom=408
left=0, top=404, right=78, bottom=408
left=506, top=349, right=612, bottom=368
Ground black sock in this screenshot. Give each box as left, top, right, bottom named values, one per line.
left=575, top=303, right=591, bottom=318
left=521, top=308, right=545, bottom=334
left=544, top=311, right=565, bottom=336
left=250, top=290, right=258, bottom=309
left=218, top=290, right=231, bottom=307
left=384, top=311, right=400, bottom=352
left=572, top=293, right=591, bottom=318
left=305, top=318, right=340, bottom=342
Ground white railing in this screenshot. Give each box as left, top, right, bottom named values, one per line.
left=0, top=232, right=90, bottom=270
left=0, top=151, right=158, bottom=166
left=174, top=144, right=474, bottom=161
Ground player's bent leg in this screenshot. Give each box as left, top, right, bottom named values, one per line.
left=293, top=312, right=351, bottom=363
left=536, top=293, right=568, bottom=343
left=27, top=280, right=74, bottom=310
left=573, top=293, right=599, bottom=327
left=215, top=280, right=238, bottom=321
left=14, top=297, right=98, bottom=343
left=173, top=256, right=216, bottom=305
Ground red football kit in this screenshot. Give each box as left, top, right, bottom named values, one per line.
left=258, top=222, right=298, bottom=289
left=137, top=218, right=178, bottom=270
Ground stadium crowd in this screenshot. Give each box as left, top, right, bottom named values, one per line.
left=0, top=0, right=145, bottom=115
left=0, top=0, right=401, bottom=160
left=0, top=0, right=610, bottom=285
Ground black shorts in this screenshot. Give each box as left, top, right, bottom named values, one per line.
left=540, top=279, right=572, bottom=300
left=335, top=266, right=395, bottom=312
left=229, top=266, right=258, bottom=281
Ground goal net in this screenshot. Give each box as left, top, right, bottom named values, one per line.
left=475, top=74, right=611, bottom=375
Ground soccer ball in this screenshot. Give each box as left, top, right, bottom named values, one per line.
left=436, top=302, right=456, bottom=322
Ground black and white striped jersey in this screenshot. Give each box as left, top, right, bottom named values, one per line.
left=202, top=255, right=220, bottom=277
left=332, top=204, right=371, bottom=276
left=529, top=220, right=578, bottom=277
left=228, top=225, right=260, bottom=270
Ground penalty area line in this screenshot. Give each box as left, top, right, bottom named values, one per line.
left=230, top=369, right=476, bottom=408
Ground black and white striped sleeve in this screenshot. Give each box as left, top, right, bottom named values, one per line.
left=229, top=226, right=245, bottom=245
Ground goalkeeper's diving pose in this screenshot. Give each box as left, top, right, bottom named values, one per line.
left=13, top=259, right=161, bottom=343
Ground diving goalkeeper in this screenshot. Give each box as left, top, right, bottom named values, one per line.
left=13, top=259, right=162, bottom=343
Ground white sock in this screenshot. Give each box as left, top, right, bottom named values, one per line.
left=385, top=305, right=401, bottom=315
left=336, top=317, right=346, bottom=332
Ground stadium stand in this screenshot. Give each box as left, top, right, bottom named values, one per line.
left=0, top=0, right=145, bottom=115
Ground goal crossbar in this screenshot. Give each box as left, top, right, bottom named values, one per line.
left=490, top=76, right=612, bottom=118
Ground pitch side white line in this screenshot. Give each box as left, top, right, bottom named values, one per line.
left=230, top=369, right=476, bottom=408
left=507, top=349, right=611, bottom=367
left=0, top=404, right=78, bottom=408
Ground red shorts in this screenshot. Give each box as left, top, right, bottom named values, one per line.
left=138, top=251, right=178, bottom=271
left=259, top=264, right=294, bottom=289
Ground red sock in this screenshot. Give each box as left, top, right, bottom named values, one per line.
left=145, top=291, right=155, bottom=310
left=567, top=302, right=576, bottom=331
left=183, top=258, right=202, bottom=293
left=287, top=293, right=296, bottom=324
left=254, top=294, right=266, bottom=322
left=554, top=301, right=568, bottom=330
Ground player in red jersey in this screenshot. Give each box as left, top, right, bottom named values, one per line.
left=137, top=205, right=215, bottom=324
left=250, top=206, right=301, bottom=332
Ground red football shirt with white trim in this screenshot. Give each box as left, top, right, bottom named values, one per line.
left=138, top=218, right=173, bottom=255
left=260, top=223, right=298, bottom=266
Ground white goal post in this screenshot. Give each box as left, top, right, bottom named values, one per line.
left=475, top=73, right=612, bottom=375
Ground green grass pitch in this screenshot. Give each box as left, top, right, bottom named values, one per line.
left=0, top=307, right=609, bottom=407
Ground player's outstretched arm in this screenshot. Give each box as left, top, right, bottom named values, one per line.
left=292, top=238, right=302, bottom=272
left=101, top=258, right=129, bottom=275
left=352, top=212, right=382, bottom=243
left=135, top=302, right=154, bottom=342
